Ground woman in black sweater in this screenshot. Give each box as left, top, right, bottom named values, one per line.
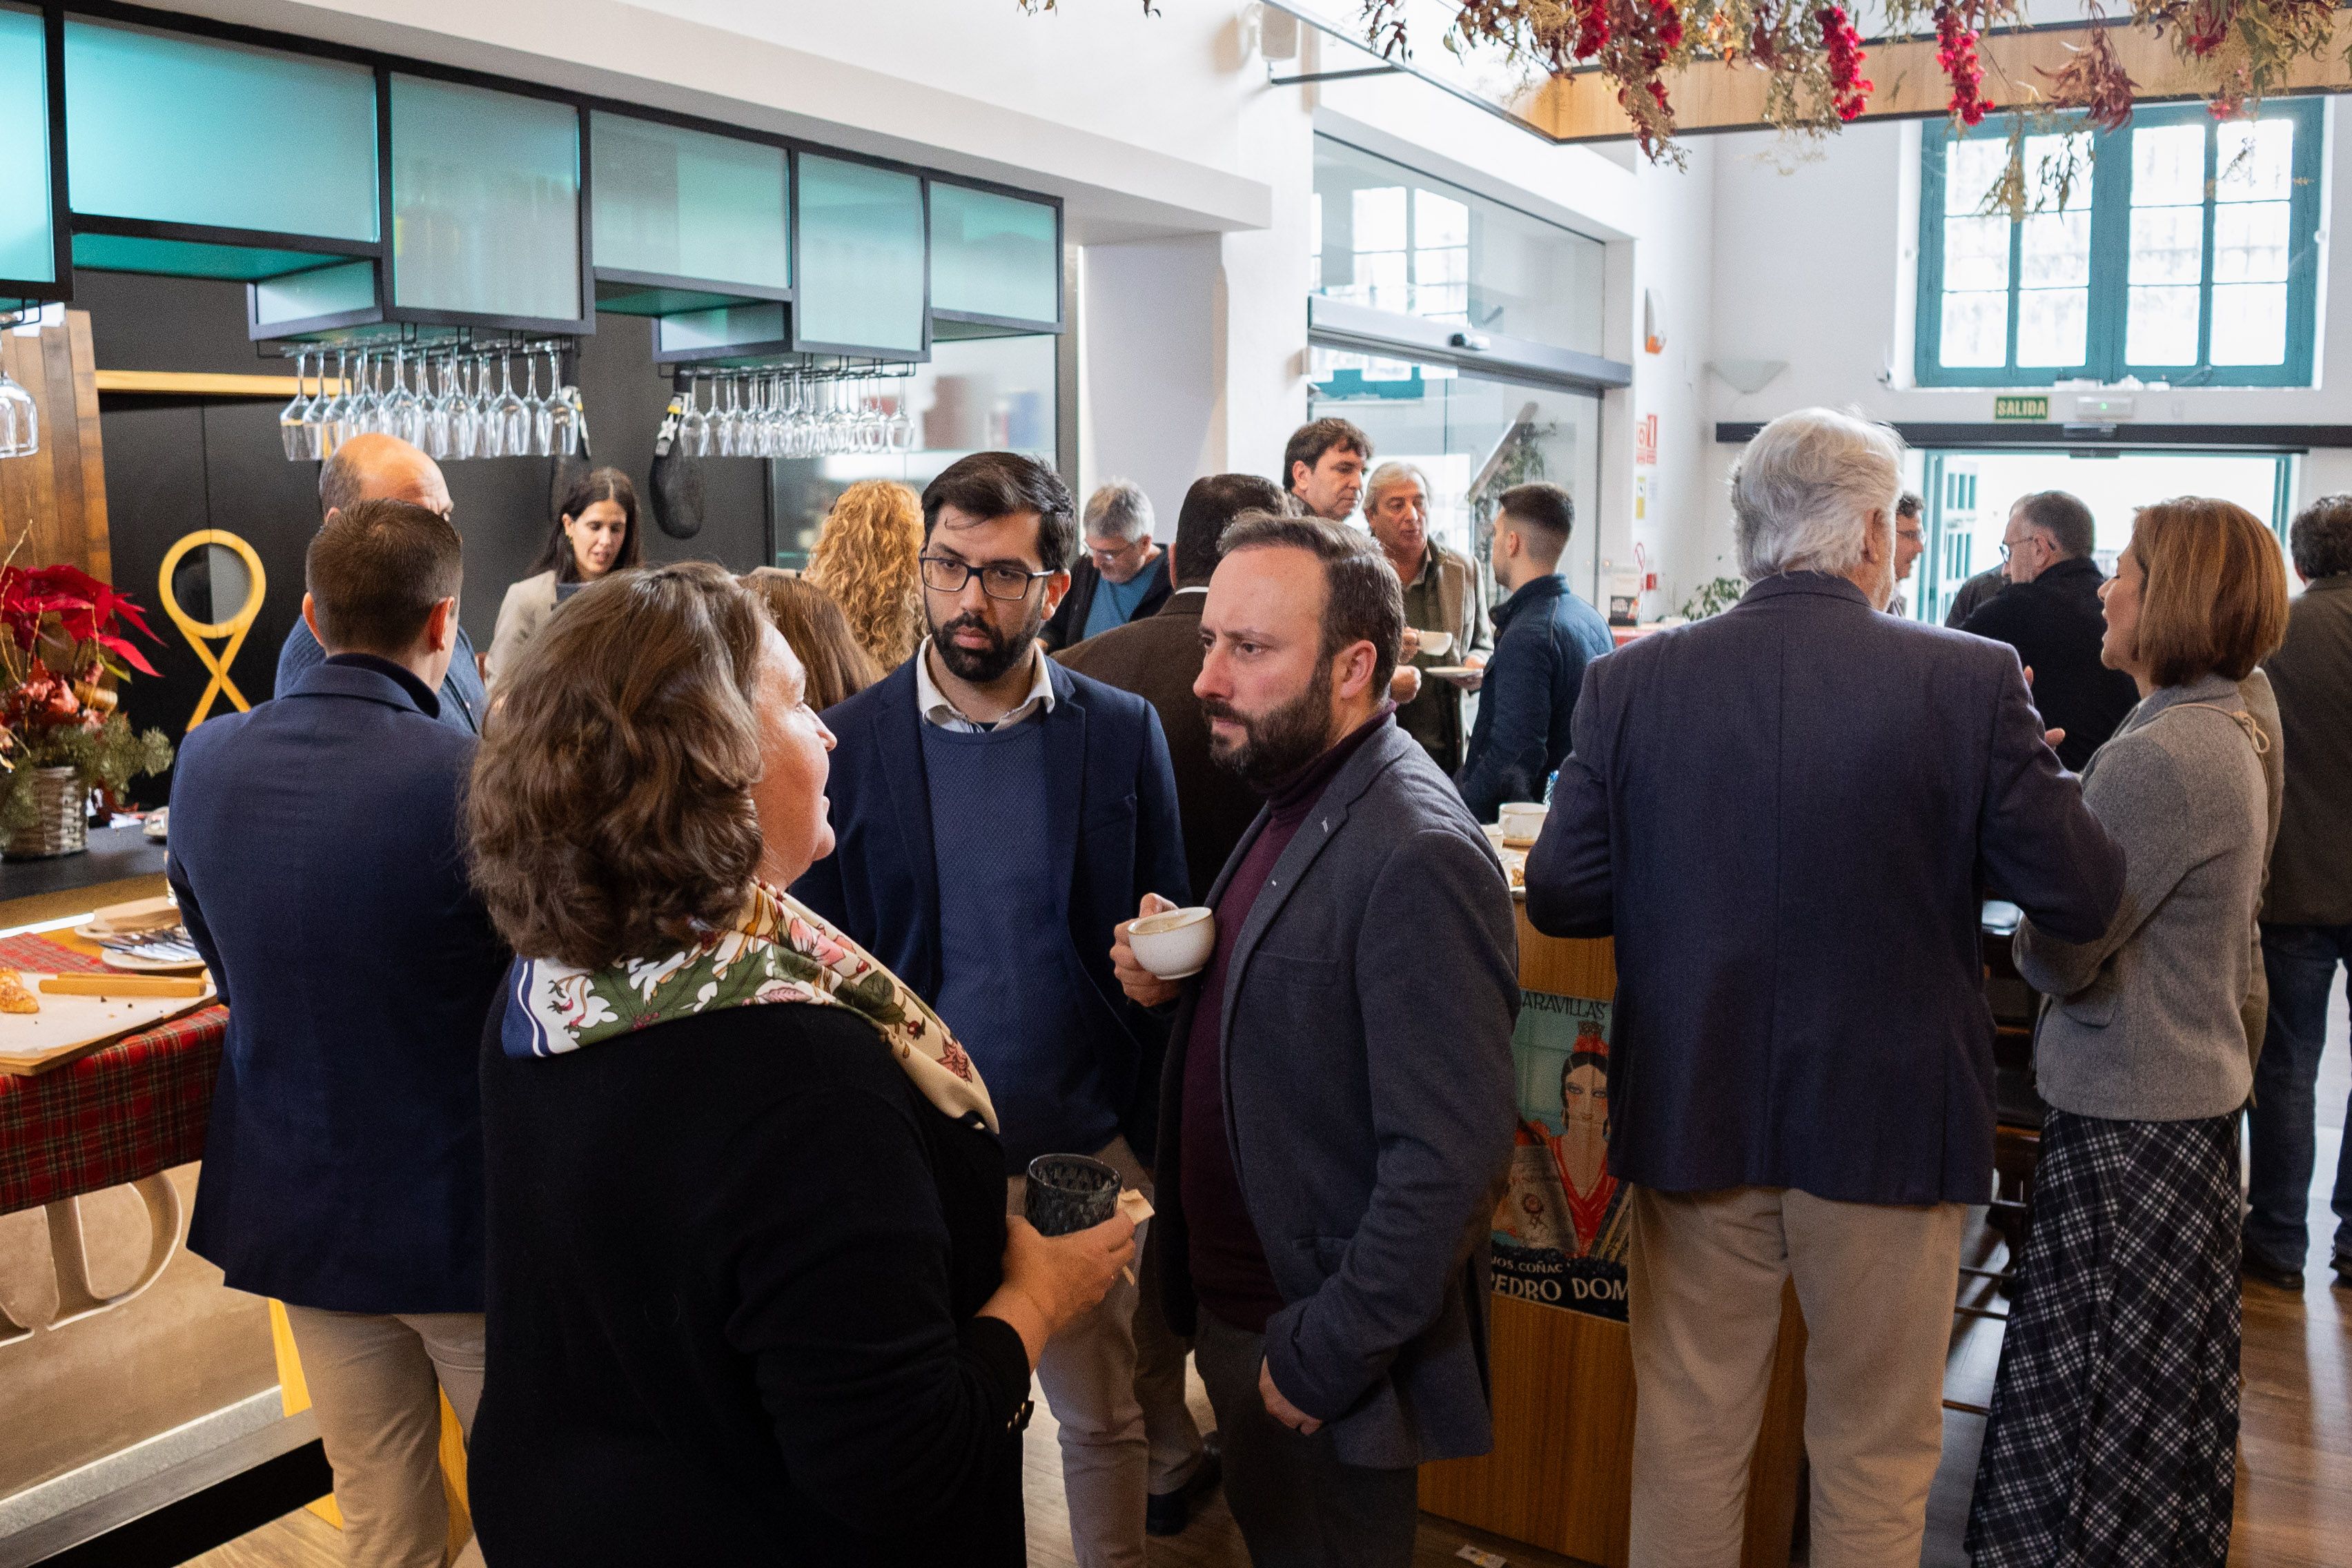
left=463, top=562, right=1133, bottom=1565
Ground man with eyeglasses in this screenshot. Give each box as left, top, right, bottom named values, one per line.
left=1958, top=489, right=2139, bottom=770
left=1041, top=480, right=1173, bottom=650
left=1888, top=491, right=1926, bottom=619
left=794, top=451, right=1188, bottom=1568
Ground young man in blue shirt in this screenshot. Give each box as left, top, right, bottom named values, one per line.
left=1454, top=483, right=1614, bottom=822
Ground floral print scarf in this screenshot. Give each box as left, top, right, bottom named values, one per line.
left=500, top=879, right=996, bottom=1133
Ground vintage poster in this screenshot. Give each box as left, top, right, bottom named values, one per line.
left=1489, top=990, right=1627, bottom=1321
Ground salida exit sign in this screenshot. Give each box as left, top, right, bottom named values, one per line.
left=1994, top=395, right=2050, bottom=421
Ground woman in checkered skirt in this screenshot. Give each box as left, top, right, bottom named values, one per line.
left=1967, top=498, right=2290, bottom=1567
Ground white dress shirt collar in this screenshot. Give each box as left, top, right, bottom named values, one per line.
left=914, top=637, right=1057, bottom=732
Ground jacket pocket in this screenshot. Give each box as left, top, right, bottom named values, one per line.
left=2054, top=986, right=2117, bottom=1029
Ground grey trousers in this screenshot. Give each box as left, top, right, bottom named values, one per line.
left=1193, top=1310, right=1418, bottom=1568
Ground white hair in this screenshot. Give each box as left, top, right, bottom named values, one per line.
left=1363, top=461, right=1429, bottom=511
left=1729, top=409, right=1905, bottom=581
left=1083, top=480, right=1154, bottom=544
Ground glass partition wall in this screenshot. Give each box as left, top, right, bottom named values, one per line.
left=1307, top=135, right=1617, bottom=609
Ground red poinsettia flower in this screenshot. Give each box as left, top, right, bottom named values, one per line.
left=0, top=564, right=164, bottom=677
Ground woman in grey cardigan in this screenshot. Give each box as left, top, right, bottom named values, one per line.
left=1969, top=498, right=2289, bottom=1568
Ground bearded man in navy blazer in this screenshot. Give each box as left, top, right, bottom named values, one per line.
left=793, top=451, right=1188, bottom=1568
left=1525, top=409, right=2125, bottom=1568
left=170, top=498, right=509, bottom=1568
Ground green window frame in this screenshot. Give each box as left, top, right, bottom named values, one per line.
left=1917, top=98, right=2323, bottom=389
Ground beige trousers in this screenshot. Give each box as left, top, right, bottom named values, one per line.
left=1008, top=1137, right=1150, bottom=1568
left=281, top=1305, right=487, bottom=1568
left=1627, top=1186, right=1967, bottom=1568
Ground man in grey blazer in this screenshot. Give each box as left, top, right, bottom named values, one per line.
left=1111, top=512, right=1518, bottom=1568
left=1526, top=409, right=2124, bottom=1567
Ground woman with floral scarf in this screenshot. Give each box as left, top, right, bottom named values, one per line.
left=463, top=562, right=1133, bottom=1567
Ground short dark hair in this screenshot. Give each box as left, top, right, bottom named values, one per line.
left=1498, top=483, right=1574, bottom=565
left=1283, top=418, right=1372, bottom=493
left=2288, top=493, right=2352, bottom=580
left=1217, top=511, right=1404, bottom=694
left=921, top=452, right=1077, bottom=572
left=306, top=498, right=463, bottom=656
left=1173, top=473, right=1287, bottom=587
left=2014, top=489, right=2096, bottom=559
left=1896, top=490, right=1923, bottom=520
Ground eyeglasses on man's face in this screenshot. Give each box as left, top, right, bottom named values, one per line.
left=919, top=555, right=1055, bottom=601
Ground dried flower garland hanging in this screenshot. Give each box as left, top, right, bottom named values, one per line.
left=1021, top=0, right=2348, bottom=163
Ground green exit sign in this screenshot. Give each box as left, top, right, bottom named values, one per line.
left=1994, top=395, right=2050, bottom=421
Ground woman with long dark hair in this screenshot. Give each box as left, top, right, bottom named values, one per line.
left=484, top=467, right=643, bottom=687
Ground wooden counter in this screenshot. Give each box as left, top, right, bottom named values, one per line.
left=1418, top=909, right=1807, bottom=1568
left=0, top=823, right=170, bottom=932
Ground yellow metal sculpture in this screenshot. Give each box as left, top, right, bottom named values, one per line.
left=157, top=529, right=267, bottom=732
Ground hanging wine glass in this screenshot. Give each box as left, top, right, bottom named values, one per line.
left=888, top=375, right=915, bottom=453
left=446, top=355, right=479, bottom=462
left=678, top=373, right=710, bottom=458
left=382, top=344, right=422, bottom=447
left=525, top=349, right=554, bottom=458
left=279, top=348, right=313, bottom=462
left=315, top=349, right=350, bottom=456
left=545, top=348, right=579, bottom=458
left=0, top=367, right=35, bottom=460
left=493, top=350, right=531, bottom=459
left=346, top=350, right=383, bottom=438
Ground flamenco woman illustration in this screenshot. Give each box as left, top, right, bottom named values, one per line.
left=1522, top=1027, right=1627, bottom=1260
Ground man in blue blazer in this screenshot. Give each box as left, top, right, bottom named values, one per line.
left=1525, top=409, right=2125, bottom=1568
left=275, top=433, right=487, bottom=733
left=172, top=498, right=509, bottom=1568
left=793, top=452, right=1188, bottom=1568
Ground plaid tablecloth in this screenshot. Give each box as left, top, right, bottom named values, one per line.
left=0, top=932, right=226, bottom=1217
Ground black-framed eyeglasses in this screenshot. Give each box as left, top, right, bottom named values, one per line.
left=919, top=556, right=1055, bottom=601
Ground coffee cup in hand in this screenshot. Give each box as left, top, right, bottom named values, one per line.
left=1025, top=1154, right=1121, bottom=1237
left=1127, top=905, right=1215, bottom=979
left=1415, top=629, right=1454, bottom=658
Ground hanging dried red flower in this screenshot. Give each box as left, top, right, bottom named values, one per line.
left=2041, top=27, right=2137, bottom=131
left=1935, top=0, right=1995, bottom=126
left=1816, top=6, right=1873, bottom=121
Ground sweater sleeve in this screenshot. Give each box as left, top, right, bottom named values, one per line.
left=717, top=1055, right=1028, bottom=1538
left=2012, top=734, right=2195, bottom=1000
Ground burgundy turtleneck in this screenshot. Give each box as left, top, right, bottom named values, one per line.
left=1182, top=703, right=1394, bottom=1332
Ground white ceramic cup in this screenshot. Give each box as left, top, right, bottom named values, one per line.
left=1498, top=801, right=1549, bottom=842
left=1129, top=906, right=1216, bottom=979
left=1415, top=628, right=1455, bottom=658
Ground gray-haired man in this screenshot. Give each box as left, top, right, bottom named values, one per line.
left=1524, top=408, right=2122, bottom=1567
left=1042, top=479, right=1170, bottom=649
left=1363, top=461, right=1484, bottom=770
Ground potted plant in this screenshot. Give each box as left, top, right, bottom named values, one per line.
left=0, top=560, right=174, bottom=859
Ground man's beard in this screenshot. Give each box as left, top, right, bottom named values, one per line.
left=931, top=605, right=1043, bottom=685
left=1203, top=659, right=1337, bottom=790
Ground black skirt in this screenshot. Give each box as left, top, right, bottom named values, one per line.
left=1966, top=1108, right=2242, bottom=1568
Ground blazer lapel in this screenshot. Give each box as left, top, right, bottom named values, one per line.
left=876, top=672, right=944, bottom=994
left=1041, top=663, right=1086, bottom=897
left=1215, top=725, right=1409, bottom=1050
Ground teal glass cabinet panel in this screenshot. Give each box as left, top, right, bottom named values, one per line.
left=592, top=112, right=788, bottom=292
left=796, top=155, right=925, bottom=353
left=930, top=184, right=1057, bottom=324
left=253, top=259, right=378, bottom=326
left=655, top=302, right=787, bottom=358
left=0, top=5, right=57, bottom=286
left=63, top=19, right=378, bottom=242
left=390, top=75, right=582, bottom=322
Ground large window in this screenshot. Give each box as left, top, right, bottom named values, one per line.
left=1917, top=99, right=2322, bottom=387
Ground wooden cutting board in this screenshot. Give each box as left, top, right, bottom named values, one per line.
left=0, top=974, right=219, bottom=1077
